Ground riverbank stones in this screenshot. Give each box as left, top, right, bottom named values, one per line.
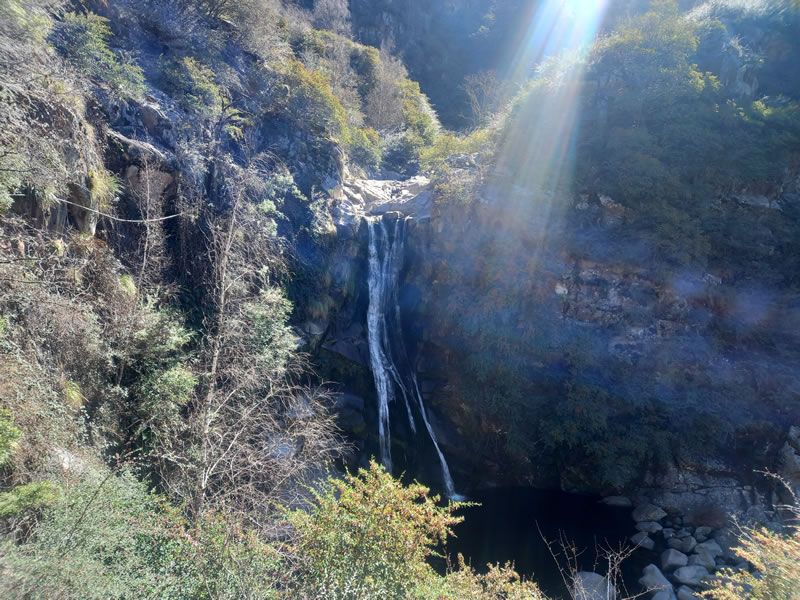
left=661, top=548, right=689, bottom=571
left=673, top=566, right=711, bottom=586
left=632, top=531, right=656, bottom=550
left=639, top=564, right=671, bottom=593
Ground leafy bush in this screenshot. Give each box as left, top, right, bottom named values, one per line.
left=0, top=481, right=60, bottom=519
left=348, top=126, right=382, bottom=172
left=0, top=407, right=22, bottom=466
left=0, top=470, right=281, bottom=600
left=283, top=59, right=349, bottom=141
left=49, top=12, right=145, bottom=99
left=243, top=288, right=296, bottom=375
left=135, top=365, right=195, bottom=446
left=286, top=461, right=464, bottom=599
left=286, top=461, right=547, bottom=599
left=159, top=56, right=223, bottom=118
left=399, top=78, right=438, bottom=143
left=87, top=168, right=120, bottom=213
left=703, top=504, right=800, bottom=600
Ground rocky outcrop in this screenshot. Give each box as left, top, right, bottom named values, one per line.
left=333, top=176, right=433, bottom=234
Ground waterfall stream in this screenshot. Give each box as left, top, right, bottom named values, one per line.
left=365, top=216, right=459, bottom=499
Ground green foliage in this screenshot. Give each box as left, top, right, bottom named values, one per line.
left=0, top=470, right=281, bottom=600
left=88, top=168, right=121, bottom=212
left=283, top=59, right=349, bottom=141
left=286, top=461, right=465, bottom=599
left=567, top=0, right=800, bottom=265
left=136, top=365, right=195, bottom=444
left=130, top=307, right=193, bottom=374
left=286, top=461, right=545, bottom=599
left=50, top=12, right=145, bottom=99
left=418, top=556, right=546, bottom=600
left=243, top=288, right=295, bottom=374
left=0, top=481, right=60, bottom=519
left=160, top=56, right=223, bottom=118
left=420, top=129, right=490, bottom=177
left=399, top=78, right=438, bottom=144
left=419, top=128, right=490, bottom=204
left=0, top=407, right=22, bottom=467
left=703, top=505, right=800, bottom=600
left=348, top=126, right=382, bottom=172
left=62, top=380, right=83, bottom=410
left=259, top=171, right=307, bottom=216
left=350, top=44, right=381, bottom=99
left=119, top=274, right=137, bottom=298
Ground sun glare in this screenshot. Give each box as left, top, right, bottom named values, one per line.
left=493, top=0, right=610, bottom=204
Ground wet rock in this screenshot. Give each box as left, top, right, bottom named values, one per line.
left=633, top=504, right=668, bottom=522
left=661, top=549, right=689, bottom=571
left=662, top=528, right=676, bottom=539
left=673, top=566, right=711, bottom=587
left=632, top=531, right=656, bottom=550
left=571, top=571, right=616, bottom=600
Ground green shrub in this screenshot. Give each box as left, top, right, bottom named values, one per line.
left=0, top=407, right=22, bottom=466
left=283, top=59, right=349, bottom=141
left=243, top=288, right=295, bottom=374
left=348, top=126, right=382, bottom=172
left=88, top=168, right=120, bottom=212
left=0, top=481, right=61, bottom=519
left=62, top=380, right=83, bottom=410
left=136, top=365, right=195, bottom=445
left=160, top=56, right=223, bottom=118
left=399, top=78, right=438, bottom=143
left=286, top=461, right=465, bottom=599
left=0, top=471, right=281, bottom=600
left=50, top=12, right=145, bottom=99
left=703, top=505, right=800, bottom=600
left=350, top=44, right=381, bottom=99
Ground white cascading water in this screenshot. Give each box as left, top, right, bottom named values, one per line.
left=365, top=215, right=459, bottom=499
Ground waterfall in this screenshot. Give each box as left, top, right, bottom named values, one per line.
left=365, top=216, right=459, bottom=499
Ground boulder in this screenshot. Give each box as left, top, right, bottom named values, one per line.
left=676, top=585, right=700, bottom=600
left=668, top=536, right=697, bottom=554
left=695, top=540, right=723, bottom=558
left=639, top=565, right=672, bottom=594
left=633, top=504, right=668, bottom=522
left=673, top=566, right=711, bottom=586
left=652, top=590, right=677, bottom=600
left=661, top=549, right=689, bottom=571
left=694, top=526, right=713, bottom=542
left=688, top=551, right=716, bottom=571
left=571, top=571, right=616, bottom=600
left=637, top=521, right=664, bottom=533
left=632, top=531, right=656, bottom=550
left=662, top=528, right=676, bottom=539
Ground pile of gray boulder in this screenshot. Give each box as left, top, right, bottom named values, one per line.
left=623, top=501, right=751, bottom=600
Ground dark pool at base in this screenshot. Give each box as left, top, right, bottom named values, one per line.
left=440, top=487, right=648, bottom=598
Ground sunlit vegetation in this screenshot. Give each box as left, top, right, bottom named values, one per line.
left=703, top=501, right=800, bottom=600
left=2, top=0, right=799, bottom=596
left=49, top=11, right=146, bottom=99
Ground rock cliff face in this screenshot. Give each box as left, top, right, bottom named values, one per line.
left=315, top=170, right=800, bottom=520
